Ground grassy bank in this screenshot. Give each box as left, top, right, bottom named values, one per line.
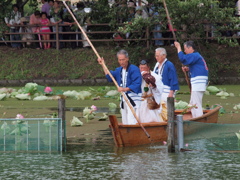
left=0, top=43, right=240, bottom=84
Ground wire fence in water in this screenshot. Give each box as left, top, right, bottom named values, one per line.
left=0, top=118, right=64, bottom=152
left=183, top=121, right=240, bottom=151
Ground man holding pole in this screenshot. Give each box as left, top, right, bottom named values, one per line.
left=174, top=41, right=208, bottom=118
left=97, top=49, right=142, bottom=125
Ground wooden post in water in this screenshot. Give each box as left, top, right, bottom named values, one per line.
left=167, top=97, right=175, bottom=152
left=58, top=99, right=66, bottom=151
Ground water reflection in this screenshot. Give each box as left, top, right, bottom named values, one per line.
left=1, top=145, right=240, bottom=179
left=1, top=108, right=240, bottom=179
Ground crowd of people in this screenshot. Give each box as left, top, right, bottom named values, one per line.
left=3, top=0, right=240, bottom=50
left=4, top=0, right=173, bottom=50
left=4, top=0, right=91, bottom=49
left=98, top=40, right=209, bottom=125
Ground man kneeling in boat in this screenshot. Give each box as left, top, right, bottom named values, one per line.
left=138, top=60, right=164, bottom=123
left=97, top=49, right=142, bottom=125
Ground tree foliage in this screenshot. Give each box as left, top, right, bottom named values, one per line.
left=0, top=0, right=239, bottom=46
left=0, top=0, right=37, bottom=37
left=165, top=0, right=237, bottom=45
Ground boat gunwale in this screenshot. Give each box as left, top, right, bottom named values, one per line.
left=117, top=106, right=221, bottom=128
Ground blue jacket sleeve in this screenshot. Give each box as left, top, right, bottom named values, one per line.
left=106, top=69, right=118, bottom=83
left=169, top=65, right=179, bottom=91
left=178, top=51, right=197, bottom=65
left=127, top=65, right=142, bottom=94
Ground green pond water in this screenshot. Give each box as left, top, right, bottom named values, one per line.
left=1, top=143, right=240, bottom=179
left=0, top=85, right=240, bottom=179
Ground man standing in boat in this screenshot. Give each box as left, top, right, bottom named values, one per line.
left=153, top=48, right=179, bottom=121
left=174, top=41, right=208, bottom=118
left=97, top=49, right=142, bottom=125
left=138, top=60, right=164, bottom=123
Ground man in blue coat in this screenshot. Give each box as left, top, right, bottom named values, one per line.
left=97, top=49, right=142, bottom=124
left=174, top=41, right=208, bottom=118
left=153, top=47, right=179, bottom=121
left=153, top=48, right=179, bottom=103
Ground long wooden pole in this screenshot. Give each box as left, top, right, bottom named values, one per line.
left=162, top=0, right=191, bottom=91
left=62, top=1, right=150, bottom=138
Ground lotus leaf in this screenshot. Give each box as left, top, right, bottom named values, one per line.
left=206, top=86, right=220, bottom=93
left=25, top=82, right=38, bottom=89
left=106, top=90, right=119, bottom=97
left=33, top=95, right=49, bottom=101
left=76, top=91, right=92, bottom=100
left=71, top=116, right=83, bottom=126
left=10, top=91, right=18, bottom=97
left=1, top=122, right=10, bottom=134
left=233, top=105, right=238, bottom=110
left=43, top=119, right=56, bottom=127
left=108, top=102, right=117, bottom=111
left=24, top=83, right=39, bottom=94
left=236, top=131, right=240, bottom=140
left=83, top=107, right=91, bottom=116
left=63, top=90, right=79, bottom=98
left=204, top=90, right=210, bottom=95
left=216, top=91, right=229, bottom=97
left=0, top=88, right=8, bottom=94
left=15, top=94, right=31, bottom=100
left=0, top=93, right=6, bottom=101
left=175, top=100, right=188, bottom=109
left=83, top=107, right=95, bottom=122
left=99, top=113, right=108, bottom=121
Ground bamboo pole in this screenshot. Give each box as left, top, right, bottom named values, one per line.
left=162, top=0, right=191, bottom=91
left=62, top=1, right=150, bottom=139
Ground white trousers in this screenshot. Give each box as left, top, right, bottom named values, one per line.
left=121, top=101, right=137, bottom=125
left=190, top=91, right=204, bottom=118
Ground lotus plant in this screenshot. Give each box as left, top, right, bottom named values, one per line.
left=44, top=86, right=53, bottom=95
left=83, top=105, right=97, bottom=122
left=70, top=116, right=83, bottom=126
left=10, top=114, right=31, bottom=136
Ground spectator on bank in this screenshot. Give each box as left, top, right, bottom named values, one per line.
left=134, top=6, right=148, bottom=39
left=116, top=0, right=129, bottom=23
left=20, top=17, right=34, bottom=48
left=236, top=0, right=240, bottom=16
left=50, top=1, right=64, bottom=48
left=40, top=12, right=51, bottom=49
left=167, top=22, right=177, bottom=46
left=74, top=2, right=91, bottom=48
left=48, top=0, right=54, bottom=11
left=125, top=1, right=135, bottom=39
left=29, top=10, right=42, bottom=49
left=135, top=6, right=148, bottom=19
left=41, top=0, right=51, bottom=17
left=236, top=0, right=240, bottom=36
left=149, top=4, right=164, bottom=46
left=4, top=4, right=22, bottom=49
left=63, top=1, right=76, bottom=49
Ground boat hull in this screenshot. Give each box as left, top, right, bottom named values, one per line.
left=109, top=106, right=221, bottom=147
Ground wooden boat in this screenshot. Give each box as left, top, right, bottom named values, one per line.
left=109, top=106, right=221, bottom=147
